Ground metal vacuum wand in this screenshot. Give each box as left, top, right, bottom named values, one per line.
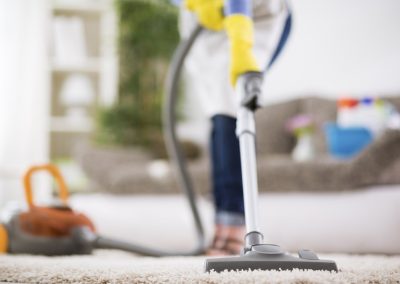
left=235, top=72, right=265, bottom=249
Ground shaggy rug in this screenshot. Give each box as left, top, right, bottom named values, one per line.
left=0, top=250, right=399, bottom=283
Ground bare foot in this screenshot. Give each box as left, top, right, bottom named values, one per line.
left=206, top=224, right=245, bottom=256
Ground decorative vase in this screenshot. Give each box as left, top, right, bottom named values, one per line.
left=292, top=134, right=314, bottom=162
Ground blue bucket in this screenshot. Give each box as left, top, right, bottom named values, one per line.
left=324, top=123, right=373, bottom=159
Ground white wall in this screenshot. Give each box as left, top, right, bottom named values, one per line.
left=0, top=0, right=51, bottom=210
left=262, top=0, right=400, bottom=104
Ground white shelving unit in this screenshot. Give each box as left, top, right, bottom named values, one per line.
left=48, top=0, right=118, bottom=159
left=53, top=2, right=106, bottom=13
left=51, top=58, right=101, bottom=73
left=50, top=116, right=94, bottom=133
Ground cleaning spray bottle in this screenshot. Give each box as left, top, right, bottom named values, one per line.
left=337, top=98, right=359, bottom=127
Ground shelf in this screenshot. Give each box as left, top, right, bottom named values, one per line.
left=50, top=116, right=94, bottom=133
left=52, top=2, right=106, bottom=14
left=48, top=0, right=117, bottom=160
left=51, top=58, right=101, bottom=73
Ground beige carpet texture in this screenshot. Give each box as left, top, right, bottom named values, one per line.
left=0, top=251, right=400, bottom=283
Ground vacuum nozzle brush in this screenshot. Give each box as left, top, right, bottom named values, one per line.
left=205, top=244, right=338, bottom=273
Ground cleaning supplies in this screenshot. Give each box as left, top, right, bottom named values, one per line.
left=325, top=123, right=373, bottom=159
left=337, top=97, right=396, bottom=136
left=327, top=96, right=399, bottom=159
left=337, top=98, right=359, bottom=128
left=358, top=97, right=378, bottom=133
left=328, top=97, right=372, bottom=158
left=358, top=98, right=388, bottom=135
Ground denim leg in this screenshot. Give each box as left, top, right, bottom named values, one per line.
left=210, top=114, right=245, bottom=225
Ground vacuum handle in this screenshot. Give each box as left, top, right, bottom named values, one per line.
left=238, top=71, right=263, bottom=111
left=23, top=164, right=69, bottom=209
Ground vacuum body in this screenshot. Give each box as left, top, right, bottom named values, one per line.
left=0, top=165, right=96, bottom=255
left=4, top=216, right=94, bottom=256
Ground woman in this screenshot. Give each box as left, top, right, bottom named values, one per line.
left=179, top=0, right=291, bottom=255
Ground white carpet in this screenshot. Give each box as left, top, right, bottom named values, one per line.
left=0, top=251, right=399, bottom=283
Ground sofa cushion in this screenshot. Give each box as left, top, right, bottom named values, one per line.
left=300, top=97, right=337, bottom=154
left=256, top=96, right=337, bottom=156
left=256, top=129, right=400, bottom=193
left=255, top=99, right=300, bottom=156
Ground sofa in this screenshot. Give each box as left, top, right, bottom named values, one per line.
left=76, top=96, right=400, bottom=195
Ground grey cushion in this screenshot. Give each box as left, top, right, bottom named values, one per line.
left=257, top=130, right=400, bottom=192
left=300, top=97, right=337, bottom=154
left=255, top=99, right=300, bottom=156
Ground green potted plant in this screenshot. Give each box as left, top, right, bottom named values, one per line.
left=96, top=0, right=180, bottom=157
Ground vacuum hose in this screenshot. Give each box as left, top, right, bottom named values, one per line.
left=94, top=25, right=206, bottom=256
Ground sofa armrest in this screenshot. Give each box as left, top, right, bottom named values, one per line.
left=347, top=129, right=400, bottom=186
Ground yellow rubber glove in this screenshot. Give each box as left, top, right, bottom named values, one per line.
left=185, top=0, right=224, bottom=31
left=225, top=15, right=260, bottom=86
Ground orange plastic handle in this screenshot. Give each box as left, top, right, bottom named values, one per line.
left=0, top=224, right=8, bottom=253
left=23, top=164, right=69, bottom=209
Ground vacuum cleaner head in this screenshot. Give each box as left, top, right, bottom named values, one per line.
left=205, top=244, right=338, bottom=273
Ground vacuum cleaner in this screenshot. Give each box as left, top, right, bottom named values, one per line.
left=0, top=19, right=338, bottom=272
left=0, top=164, right=205, bottom=257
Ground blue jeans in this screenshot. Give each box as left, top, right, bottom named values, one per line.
left=210, top=115, right=245, bottom=226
